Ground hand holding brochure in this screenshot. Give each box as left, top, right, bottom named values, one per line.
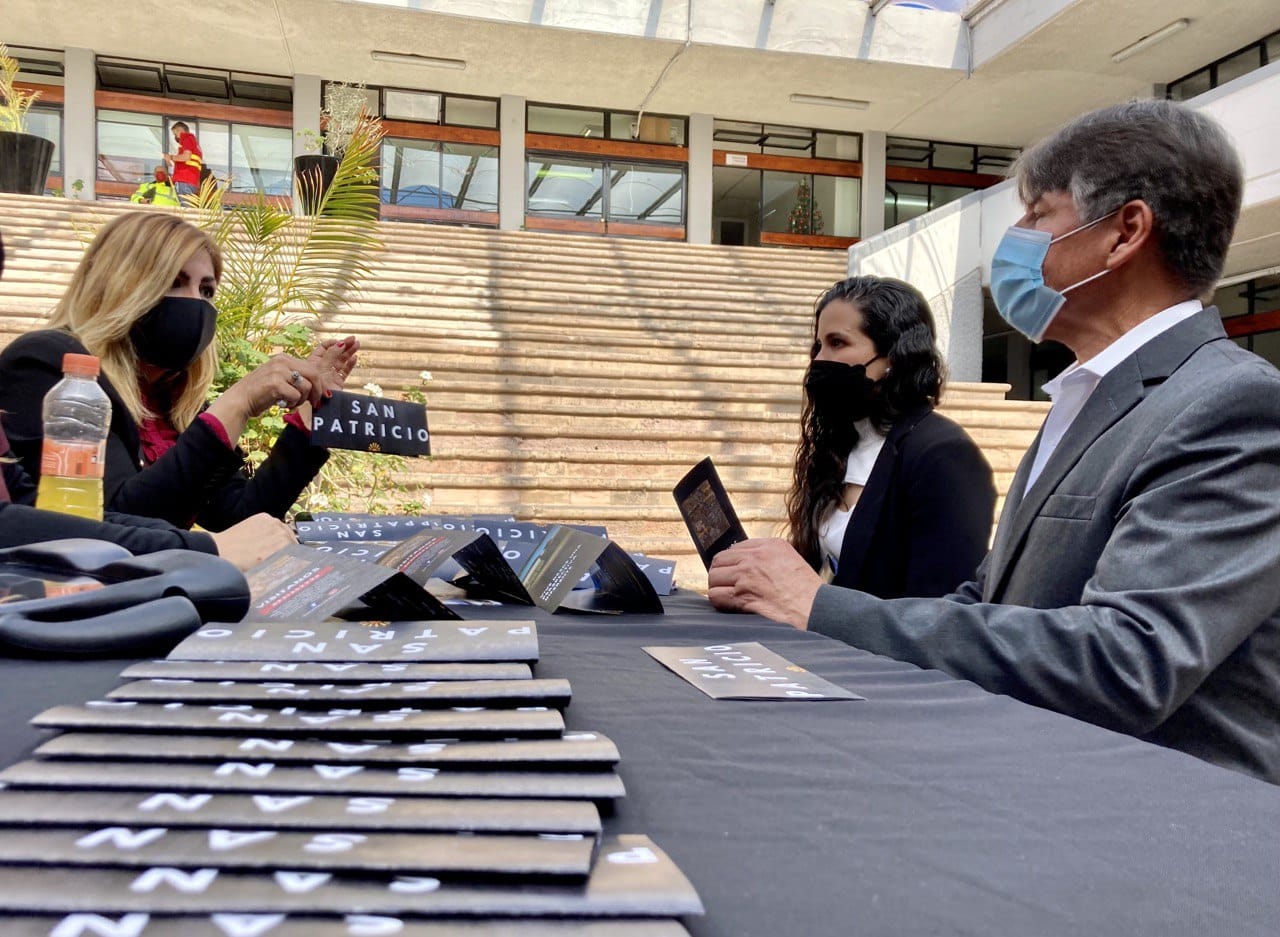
left=673, top=457, right=749, bottom=569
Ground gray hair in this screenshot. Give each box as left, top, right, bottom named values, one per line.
left=1013, top=99, right=1243, bottom=294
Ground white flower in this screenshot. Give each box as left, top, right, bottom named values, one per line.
left=418, top=370, right=433, bottom=382
left=362, top=381, right=383, bottom=397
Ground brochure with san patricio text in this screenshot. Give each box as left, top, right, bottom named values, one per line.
left=243, top=546, right=459, bottom=623
left=309, top=390, right=430, bottom=457
left=299, top=521, right=666, bottom=612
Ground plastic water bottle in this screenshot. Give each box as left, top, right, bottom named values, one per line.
left=35, top=353, right=112, bottom=521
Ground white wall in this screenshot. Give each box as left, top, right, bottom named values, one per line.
left=848, top=191, right=994, bottom=379
left=1195, top=60, right=1280, bottom=210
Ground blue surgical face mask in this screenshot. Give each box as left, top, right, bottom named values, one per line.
left=990, top=210, right=1119, bottom=342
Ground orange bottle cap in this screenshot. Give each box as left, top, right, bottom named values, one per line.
left=62, top=353, right=101, bottom=377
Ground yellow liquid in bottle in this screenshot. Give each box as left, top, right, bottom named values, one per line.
left=35, top=475, right=104, bottom=521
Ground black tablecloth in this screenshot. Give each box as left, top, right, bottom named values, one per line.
left=3, top=592, right=1280, bottom=936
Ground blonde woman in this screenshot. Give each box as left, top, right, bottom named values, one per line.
left=0, top=212, right=360, bottom=531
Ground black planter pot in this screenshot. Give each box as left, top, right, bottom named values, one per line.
left=0, top=131, right=55, bottom=195
left=294, top=154, right=340, bottom=214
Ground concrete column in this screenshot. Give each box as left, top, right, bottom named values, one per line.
left=499, top=94, right=526, bottom=231
left=62, top=47, right=96, bottom=201
left=292, top=74, right=322, bottom=158
left=686, top=112, right=713, bottom=244
left=1005, top=331, right=1032, bottom=399
left=859, top=130, right=887, bottom=241
left=291, top=75, right=322, bottom=214
left=945, top=268, right=985, bottom=381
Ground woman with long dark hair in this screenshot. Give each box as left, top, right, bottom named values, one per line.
left=785, top=276, right=995, bottom=598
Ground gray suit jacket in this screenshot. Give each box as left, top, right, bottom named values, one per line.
left=810, top=309, right=1280, bottom=783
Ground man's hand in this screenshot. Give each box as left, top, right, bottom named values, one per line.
left=209, top=514, right=298, bottom=571
left=707, top=538, right=823, bottom=629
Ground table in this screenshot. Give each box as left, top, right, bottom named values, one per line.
left=3, top=592, right=1279, bottom=936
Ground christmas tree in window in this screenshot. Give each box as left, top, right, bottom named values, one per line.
left=788, top=178, right=825, bottom=235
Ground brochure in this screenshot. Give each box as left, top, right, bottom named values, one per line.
left=309, top=391, right=430, bottom=457
left=672, top=456, right=749, bottom=569
left=243, top=546, right=458, bottom=623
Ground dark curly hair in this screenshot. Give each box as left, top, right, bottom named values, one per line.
left=785, top=276, right=946, bottom=570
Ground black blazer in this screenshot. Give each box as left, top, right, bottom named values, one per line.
left=0, top=425, right=218, bottom=555
left=0, top=329, right=328, bottom=532
left=830, top=406, right=995, bottom=599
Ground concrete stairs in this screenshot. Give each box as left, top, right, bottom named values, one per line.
left=0, top=194, right=1048, bottom=592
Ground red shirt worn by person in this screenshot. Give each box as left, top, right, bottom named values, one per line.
left=171, top=131, right=203, bottom=187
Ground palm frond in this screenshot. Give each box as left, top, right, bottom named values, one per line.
left=194, top=111, right=384, bottom=356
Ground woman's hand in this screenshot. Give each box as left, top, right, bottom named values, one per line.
left=292, top=335, right=360, bottom=433
left=309, top=335, right=360, bottom=394
left=209, top=513, right=298, bottom=570
left=206, top=354, right=326, bottom=441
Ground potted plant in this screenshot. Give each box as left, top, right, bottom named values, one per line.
left=0, top=44, right=55, bottom=195
left=295, top=81, right=373, bottom=214
left=190, top=113, right=391, bottom=511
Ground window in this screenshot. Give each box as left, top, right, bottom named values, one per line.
left=95, top=110, right=291, bottom=194
left=373, top=87, right=498, bottom=128
left=530, top=104, right=686, bottom=146
left=1216, top=47, right=1263, bottom=86
left=1167, top=70, right=1212, bottom=102
left=608, top=163, right=684, bottom=223
left=714, top=121, right=860, bottom=160
left=884, top=181, right=930, bottom=228
left=526, top=155, right=685, bottom=225
left=887, top=136, right=1018, bottom=173
left=228, top=123, right=292, bottom=195
left=384, top=89, right=441, bottom=122
left=1210, top=274, right=1280, bottom=370
left=761, top=172, right=859, bottom=238
left=25, top=106, right=63, bottom=182
left=96, top=110, right=165, bottom=184
left=97, top=57, right=292, bottom=109
left=381, top=139, right=499, bottom=211
left=812, top=175, right=861, bottom=238
left=526, top=156, right=605, bottom=219
left=815, top=132, right=862, bottom=161
left=1167, top=29, right=1280, bottom=101
left=445, top=96, right=498, bottom=129
left=529, top=105, right=605, bottom=139
left=884, top=181, right=977, bottom=228
left=712, top=121, right=862, bottom=246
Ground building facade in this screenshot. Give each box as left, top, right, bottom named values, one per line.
left=8, top=0, right=1280, bottom=389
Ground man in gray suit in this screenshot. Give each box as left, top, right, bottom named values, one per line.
left=709, top=99, right=1280, bottom=785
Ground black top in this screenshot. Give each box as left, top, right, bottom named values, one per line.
left=0, top=329, right=329, bottom=531
left=0, top=427, right=218, bottom=556
left=831, top=406, right=995, bottom=598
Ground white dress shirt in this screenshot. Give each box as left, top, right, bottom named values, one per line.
left=818, top=419, right=887, bottom=569
left=1024, top=300, right=1204, bottom=492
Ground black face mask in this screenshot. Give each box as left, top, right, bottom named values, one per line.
left=130, top=296, right=218, bottom=372
left=804, top=356, right=883, bottom=424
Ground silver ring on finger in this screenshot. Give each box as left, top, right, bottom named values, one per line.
left=274, top=397, right=289, bottom=410
left=289, top=370, right=303, bottom=387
